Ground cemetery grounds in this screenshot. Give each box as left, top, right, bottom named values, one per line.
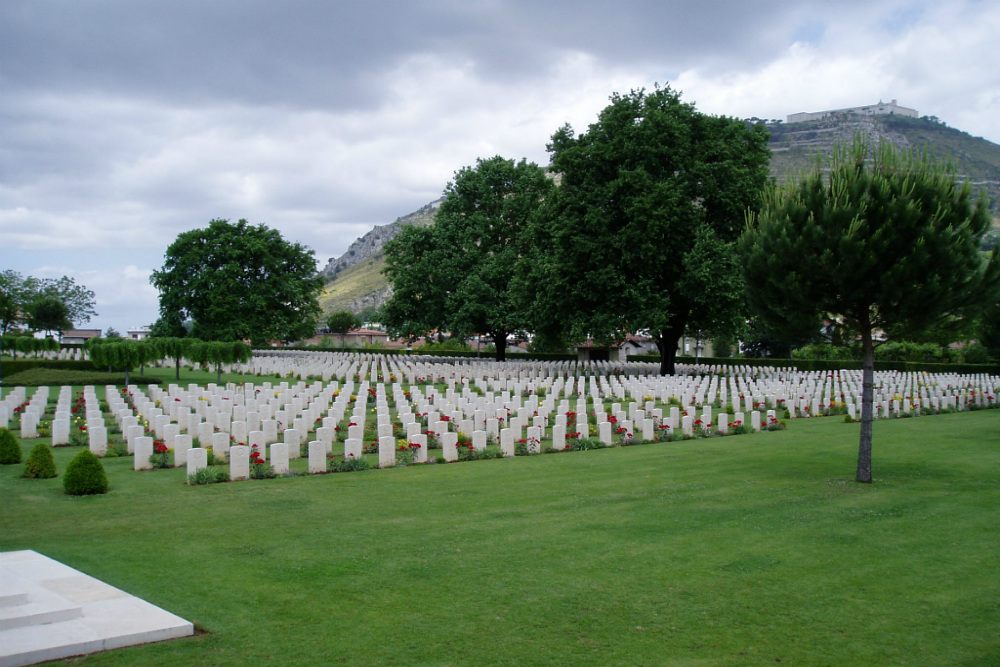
left=1, top=354, right=998, bottom=667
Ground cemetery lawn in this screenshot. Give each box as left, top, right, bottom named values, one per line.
left=2, top=410, right=998, bottom=666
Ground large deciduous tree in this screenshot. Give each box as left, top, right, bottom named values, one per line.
left=150, top=219, right=323, bottom=346
left=539, top=86, right=770, bottom=374
left=383, top=156, right=552, bottom=361
left=739, top=137, right=1000, bottom=483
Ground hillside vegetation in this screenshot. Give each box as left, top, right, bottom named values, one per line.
left=322, top=114, right=1000, bottom=315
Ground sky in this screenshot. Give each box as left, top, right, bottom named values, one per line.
left=2, top=0, right=998, bottom=334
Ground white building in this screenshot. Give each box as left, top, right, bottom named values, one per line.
left=787, top=99, right=917, bottom=123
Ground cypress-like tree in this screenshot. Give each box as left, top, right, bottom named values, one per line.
left=740, top=137, right=1000, bottom=482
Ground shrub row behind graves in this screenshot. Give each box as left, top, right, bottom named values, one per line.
left=0, top=359, right=97, bottom=374
left=1, top=368, right=162, bottom=386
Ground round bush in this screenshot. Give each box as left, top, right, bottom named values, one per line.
left=63, top=449, right=108, bottom=496
left=0, top=428, right=22, bottom=464
left=22, top=442, right=57, bottom=479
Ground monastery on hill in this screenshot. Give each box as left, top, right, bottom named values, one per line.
left=787, top=99, right=917, bottom=123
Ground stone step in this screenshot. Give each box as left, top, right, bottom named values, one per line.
left=0, top=551, right=193, bottom=667
left=0, top=574, right=83, bottom=631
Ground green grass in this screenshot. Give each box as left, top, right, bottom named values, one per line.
left=1, top=405, right=998, bottom=666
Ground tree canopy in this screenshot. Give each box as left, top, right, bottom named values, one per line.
left=0, top=271, right=97, bottom=336
left=536, top=86, right=771, bottom=373
left=739, top=137, right=1000, bottom=482
left=382, top=156, right=553, bottom=360
left=150, top=219, right=323, bottom=346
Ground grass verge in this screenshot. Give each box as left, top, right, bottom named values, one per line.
left=1, top=405, right=997, bottom=666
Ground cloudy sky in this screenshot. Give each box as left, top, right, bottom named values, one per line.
left=2, top=0, right=998, bottom=333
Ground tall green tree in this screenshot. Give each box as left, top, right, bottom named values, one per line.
left=150, top=219, right=323, bottom=346
left=383, top=156, right=553, bottom=361
left=326, top=310, right=362, bottom=348
left=740, top=137, right=1000, bottom=483
left=538, top=86, right=770, bottom=374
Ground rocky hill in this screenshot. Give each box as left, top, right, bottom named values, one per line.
left=317, top=198, right=442, bottom=314
left=320, top=114, right=1000, bottom=315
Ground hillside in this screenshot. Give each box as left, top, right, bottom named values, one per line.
left=767, top=114, right=1000, bottom=210
left=321, top=115, right=1000, bottom=315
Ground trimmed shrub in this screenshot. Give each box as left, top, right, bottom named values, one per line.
left=0, top=428, right=22, bottom=464
left=22, top=443, right=57, bottom=479
left=63, top=450, right=109, bottom=495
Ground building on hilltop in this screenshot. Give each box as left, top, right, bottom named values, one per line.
left=786, top=99, right=917, bottom=123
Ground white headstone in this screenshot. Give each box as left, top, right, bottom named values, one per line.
left=271, top=442, right=289, bottom=474
left=186, top=448, right=208, bottom=478
left=229, top=445, right=250, bottom=480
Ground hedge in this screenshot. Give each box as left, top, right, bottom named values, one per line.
left=0, top=360, right=97, bottom=374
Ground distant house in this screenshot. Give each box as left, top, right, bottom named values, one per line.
left=61, top=329, right=101, bottom=345
left=127, top=327, right=152, bottom=341
left=787, top=99, right=917, bottom=123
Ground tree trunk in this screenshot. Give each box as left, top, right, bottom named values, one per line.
left=494, top=332, right=508, bottom=362
left=857, top=321, right=874, bottom=483
left=217, top=364, right=223, bottom=385
left=656, top=325, right=686, bottom=375
left=175, top=356, right=181, bottom=381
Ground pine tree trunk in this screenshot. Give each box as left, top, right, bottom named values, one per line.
left=857, top=322, right=875, bottom=483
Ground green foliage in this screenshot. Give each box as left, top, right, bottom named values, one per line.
left=22, top=443, right=57, bottom=479
left=568, top=437, right=607, bottom=452
left=537, top=85, right=771, bottom=374
left=327, top=454, right=371, bottom=473
left=149, top=442, right=172, bottom=469
left=85, top=338, right=162, bottom=384
left=419, top=338, right=472, bottom=353
left=188, top=467, right=229, bottom=485
left=383, top=156, right=552, bottom=361
left=0, top=428, right=22, bottom=464
left=62, top=449, right=109, bottom=495
left=151, top=219, right=323, bottom=345
left=741, top=136, right=1000, bottom=482
left=326, top=310, right=362, bottom=334
left=27, top=295, right=71, bottom=336
left=188, top=340, right=253, bottom=384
